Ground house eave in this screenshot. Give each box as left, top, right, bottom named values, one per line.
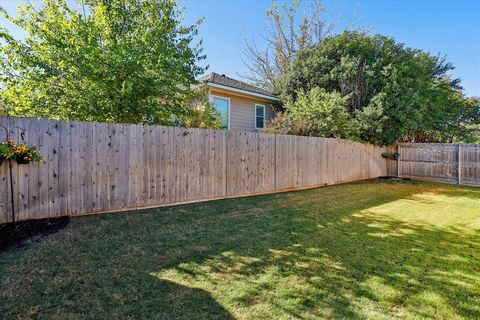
left=200, top=82, right=281, bottom=102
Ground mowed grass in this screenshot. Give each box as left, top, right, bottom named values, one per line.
left=1, top=180, right=479, bottom=320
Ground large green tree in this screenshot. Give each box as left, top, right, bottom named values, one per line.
left=279, top=31, right=478, bottom=144
left=0, top=0, right=208, bottom=125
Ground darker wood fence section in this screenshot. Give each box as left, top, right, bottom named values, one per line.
left=386, top=143, right=480, bottom=186
left=0, top=117, right=388, bottom=224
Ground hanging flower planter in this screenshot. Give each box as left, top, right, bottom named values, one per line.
left=11, top=143, right=42, bottom=165
left=16, top=157, right=31, bottom=165
left=0, top=140, right=42, bottom=165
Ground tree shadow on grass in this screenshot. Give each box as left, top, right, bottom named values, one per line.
left=143, top=280, right=235, bottom=320
left=1, top=180, right=479, bottom=319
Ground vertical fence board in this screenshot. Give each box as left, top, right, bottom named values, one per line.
left=174, top=127, right=186, bottom=202
left=275, top=134, right=299, bottom=190
left=16, top=118, right=29, bottom=221
left=155, top=126, right=175, bottom=204
left=15, top=119, right=25, bottom=220
left=9, top=117, right=20, bottom=221
left=37, top=120, right=50, bottom=217
left=84, top=122, right=94, bottom=214
left=58, top=121, right=69, bottom=215
left=0, top=153, right=8, bottom=222
left=48, top=120, right=60, bottom=217
left=257, top=133, right=275, bottom=192
left=0, top=117, right=9, bottom=222
left=225, top=130, right=239, bottom=196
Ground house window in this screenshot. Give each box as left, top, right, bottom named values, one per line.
left=255, top=104, right=265, bottom=129
left=213, top=97, right=229, bottom=129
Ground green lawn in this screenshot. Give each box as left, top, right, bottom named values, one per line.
left=1, top=179, right=479, bottom=319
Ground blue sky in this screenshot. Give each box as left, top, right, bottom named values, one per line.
left=1, top=0, right=479, bottom=96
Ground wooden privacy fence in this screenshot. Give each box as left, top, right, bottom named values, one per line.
left=0, top=116, right=388, bottom=224
left=386, top=143, right=480, bottom=186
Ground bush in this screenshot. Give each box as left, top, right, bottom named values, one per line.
left=263, top=113, right=312, bottom=136
left=265, top=87, right=358, bottom=140
left=178, top=89, right=222, bottom=129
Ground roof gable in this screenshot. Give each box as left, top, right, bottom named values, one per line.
left=197, top=72, right=278, bottom=100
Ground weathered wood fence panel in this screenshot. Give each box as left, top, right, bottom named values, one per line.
left=386, top=143, right=480, bottom=186
left=0, top=117, right=388, bottom=224
left=460, top=145, right=480, bottom=186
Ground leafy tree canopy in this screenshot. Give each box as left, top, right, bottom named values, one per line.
left=0, top=0, right=211, bottom=125
left=272, top=31, right=479, bottom=145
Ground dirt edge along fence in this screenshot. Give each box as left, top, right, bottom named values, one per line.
left=0, top=116, right=388, bottom=224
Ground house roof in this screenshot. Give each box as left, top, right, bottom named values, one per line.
left=196, top=72, right=279, bottom=101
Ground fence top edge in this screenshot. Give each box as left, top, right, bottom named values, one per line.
left=0, top=115, right=387, bottom=147
left=398, top=143, right=480, bottom=147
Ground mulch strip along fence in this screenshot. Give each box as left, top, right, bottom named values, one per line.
left=0, top=216, right=69, bottom=253
left=0, top=116, right=388, bottom=224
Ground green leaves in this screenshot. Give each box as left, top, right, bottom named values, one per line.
left=287, top=87, right=356, bottom=139
left=281, top=31, right=478, bottom=144
left=0, top=0, right=207, bottom=125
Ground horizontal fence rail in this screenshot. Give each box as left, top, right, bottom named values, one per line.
left=386, top=143, right=480, bottom=186
left=0, top=116, right=388, bottom=224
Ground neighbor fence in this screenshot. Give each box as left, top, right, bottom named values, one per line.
left=386, top=143, right=480, bottom=186
left=0, top=116, right=388, bottom=224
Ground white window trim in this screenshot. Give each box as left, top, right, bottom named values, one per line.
left=255, top=104, right=266, bottom=130
left=210, top=94, right=231, bottom=130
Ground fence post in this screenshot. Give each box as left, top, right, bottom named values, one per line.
left=457, top=144, right=462, bottom=185
left=273, top=134, right=277, bottom=190
left=397, top=144, right=400, bottom=178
